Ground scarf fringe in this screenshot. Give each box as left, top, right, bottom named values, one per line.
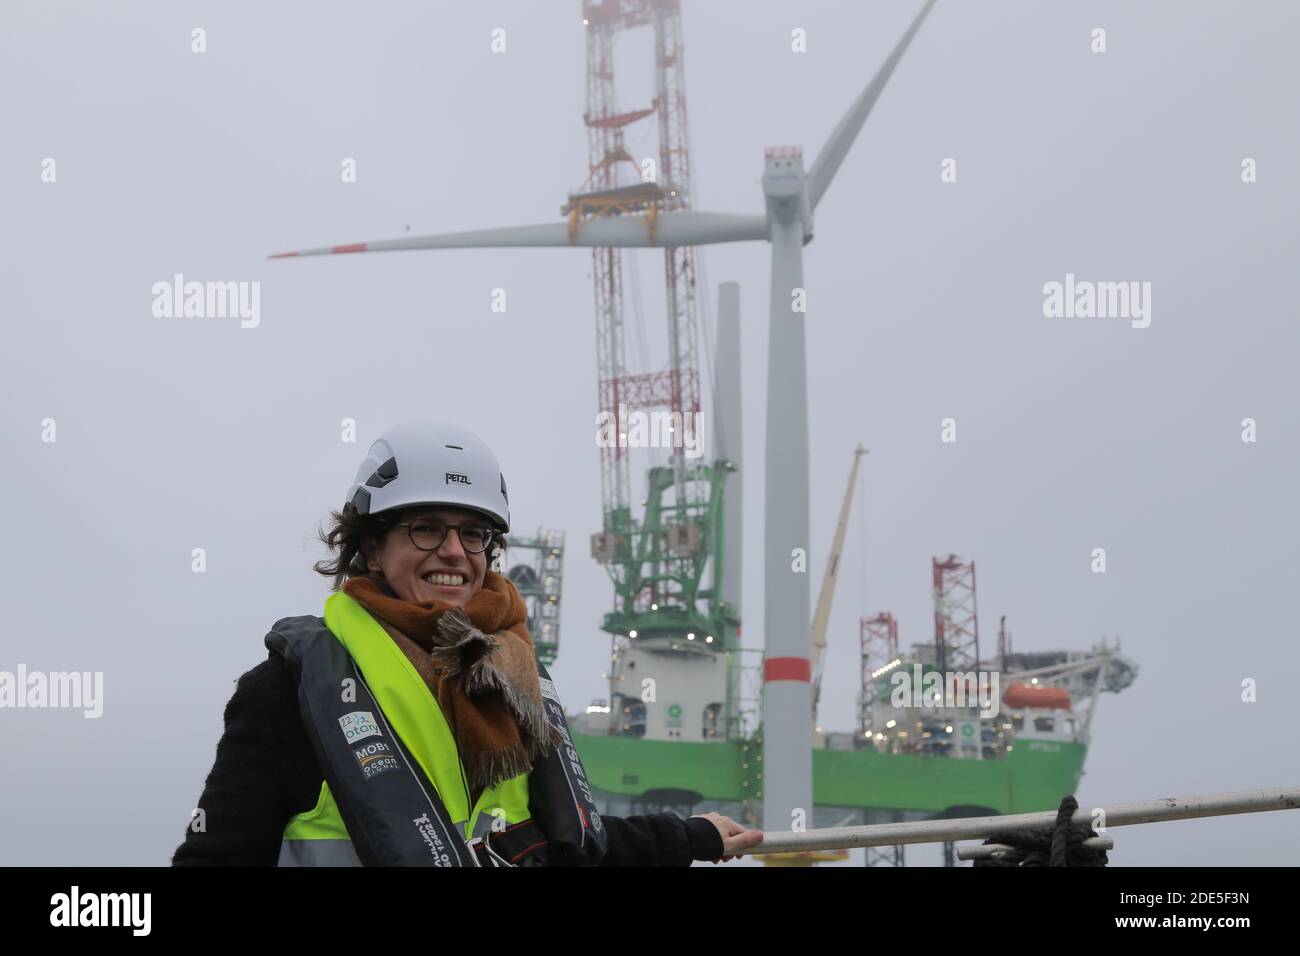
left=428, top=609, right=498, bottom=679
left=463, top=745, right=536, bottom=789
left=465, top=656, right=557, bottom=758
left=435, top=604, right=561, bottom=768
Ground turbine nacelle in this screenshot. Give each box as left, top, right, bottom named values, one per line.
left=762, top=146, right=814, bottom=242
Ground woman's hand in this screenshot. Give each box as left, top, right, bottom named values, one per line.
left=690, top=811, right=764, bottom=863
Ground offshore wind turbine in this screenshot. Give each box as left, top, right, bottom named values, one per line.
left=272, top=0, right=939, bottom=837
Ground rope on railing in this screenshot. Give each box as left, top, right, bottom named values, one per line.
left=971, top=795, right=1109, bottom=867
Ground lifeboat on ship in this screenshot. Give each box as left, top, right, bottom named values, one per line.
left=1003, top=682, right=1072, bottom=710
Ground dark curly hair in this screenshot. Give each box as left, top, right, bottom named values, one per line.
left=313, top=502, right=508, bottom=591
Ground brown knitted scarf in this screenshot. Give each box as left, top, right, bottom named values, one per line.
left=341, top=572, right=560, bottom=791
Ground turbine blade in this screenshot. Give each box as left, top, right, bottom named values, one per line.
left=807, top=0, right=937, bottom=210
left=645, top=212, right=768, bottom=246
left=269, top=223, right=572, bottom=258
left=269, top=212, right=768, bottom=259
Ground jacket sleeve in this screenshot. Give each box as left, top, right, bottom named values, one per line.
left=597, top=812, right=725, bottom=867
left=171, top=654, right=319, bottom=866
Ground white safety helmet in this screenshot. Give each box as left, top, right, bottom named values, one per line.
left=345, top=420, right=510, bottom=533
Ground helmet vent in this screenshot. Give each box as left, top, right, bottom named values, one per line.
left=364, top=456, right=399, bottom=489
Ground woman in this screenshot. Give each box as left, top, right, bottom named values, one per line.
left=173, top=419, right=763, bottom=866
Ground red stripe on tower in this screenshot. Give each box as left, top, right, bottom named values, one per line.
left=764, top=657, right=811, bottom=683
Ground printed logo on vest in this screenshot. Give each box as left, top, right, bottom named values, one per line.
left=354, top=739, right=400, bottom=780
left=339, top=710, right=381, bottom=744
left=538, top=677, right=562, bottom=706
left=412, top=813, right=455, bottom=866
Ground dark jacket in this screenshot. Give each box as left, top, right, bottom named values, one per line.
left=173, top=651, right=722, bottom=866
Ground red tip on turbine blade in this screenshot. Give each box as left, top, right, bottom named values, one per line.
left=268, top=251, right=299, bottom=259
left=332, top=243, right=368, bottom=254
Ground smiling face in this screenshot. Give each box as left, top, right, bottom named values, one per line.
left=364, top=506, right=491, bottom=607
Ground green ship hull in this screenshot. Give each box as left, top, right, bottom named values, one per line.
left=573, top=732, right=1086, bottom=817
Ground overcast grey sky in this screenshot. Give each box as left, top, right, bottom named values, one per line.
left=2, top=0, right=1297, bottom=866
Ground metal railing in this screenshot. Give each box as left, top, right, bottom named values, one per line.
left=749, top=786, right=1299, bottom=855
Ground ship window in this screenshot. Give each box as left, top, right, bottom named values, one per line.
left=702, top=702, right=722, bottom=739
left=619, top=698, right=647, bottom=738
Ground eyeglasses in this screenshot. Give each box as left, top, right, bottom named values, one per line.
left=395, top=517, right=496, bottom=554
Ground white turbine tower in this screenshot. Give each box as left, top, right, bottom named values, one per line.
left=273, top=0, right=938, bottom=837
